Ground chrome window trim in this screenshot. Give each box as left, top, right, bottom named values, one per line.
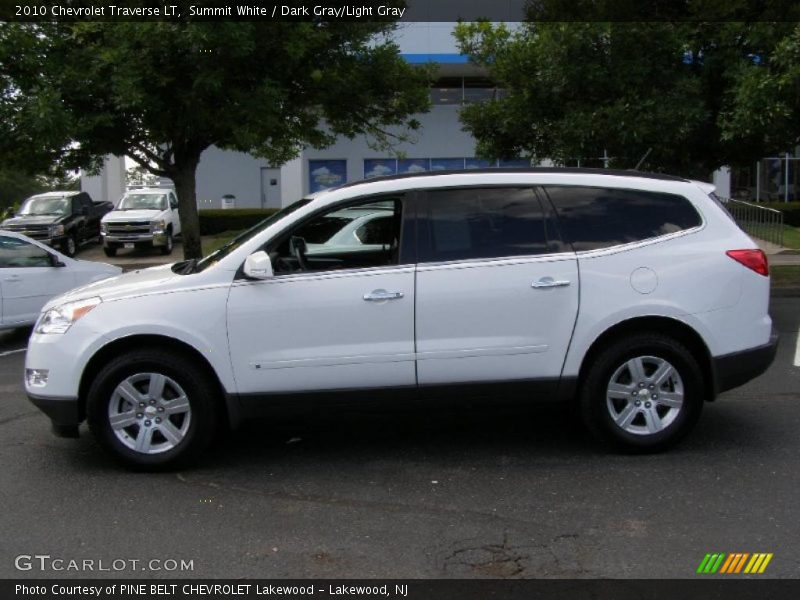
left=415, top=251, right=576, bottom=272
left=571, top=224, right=705, bottom=259
left=231, top=263, right=416, bottom=287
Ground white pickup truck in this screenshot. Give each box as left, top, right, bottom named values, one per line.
left=100, top=188, right=181, bottom=257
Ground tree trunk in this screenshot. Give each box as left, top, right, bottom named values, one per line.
left=171, top=161, right=203, bottom=260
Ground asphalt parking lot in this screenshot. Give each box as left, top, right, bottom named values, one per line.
left=1, top=299, right=799, bottom=579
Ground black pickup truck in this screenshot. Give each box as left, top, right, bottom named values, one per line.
left=1, top=191, right=108, bottom=257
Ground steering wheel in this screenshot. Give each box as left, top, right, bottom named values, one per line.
left=289, top=236, right=309, bottom=271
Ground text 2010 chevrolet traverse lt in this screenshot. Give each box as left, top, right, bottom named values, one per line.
left=25, top=169, right=778, bottom=469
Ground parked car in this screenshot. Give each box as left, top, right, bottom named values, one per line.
left=100, top=188, right=180, bottom=257
left=0, top=230, right=121, bottom=330
left=1, top=191, right=104, bottom=257
left=302, top=204, right=396, bottom=255
left=25, top=169, right=777, bottom=469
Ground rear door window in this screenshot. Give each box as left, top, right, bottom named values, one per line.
left=542, top=186, right=702, bottom=251
left=418, top=187, right=551, bottom=263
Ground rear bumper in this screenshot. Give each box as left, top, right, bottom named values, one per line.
left=714, top=328, right=779, bottom=394
left=27, top=393, right=81, bottom=438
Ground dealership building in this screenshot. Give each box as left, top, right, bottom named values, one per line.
left=82, top=22, right=534, bottom=209
left=83, top=22, right=750, bottom=207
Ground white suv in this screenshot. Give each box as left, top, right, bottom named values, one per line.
left=25, top=169, right=778, bottom=469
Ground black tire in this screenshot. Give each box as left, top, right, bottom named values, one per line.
left=86, top=349, right=219, bottom=470
left=160, top=229, right=174, bottom=255
left=103, top=246, right=117, bottom=257
left=579, top=333, right=704, bottom=452
left=61, top=234, right=77, bottom=257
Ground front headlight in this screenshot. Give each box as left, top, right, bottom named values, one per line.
left=49, top=224, right=65, bottom=237
left=100, top=222, right=108, bottom=234
left=151, top=219, right=166, bottom=233
left=34, top=297, right=102, bottom=335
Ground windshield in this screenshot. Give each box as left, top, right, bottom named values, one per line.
left=117, top=194, right=167, bottom=211
left=19, top=195, right=68, bottom=216
left=190, top=198, right=312, bottom=273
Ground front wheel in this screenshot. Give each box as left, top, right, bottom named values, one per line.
left=61, top=234, right=77, bottom=257
left=579, top=333, right=704, bottom=452
left=86, top=349, right=218, bottom=470
left=160, top=230, right=173, bottom=255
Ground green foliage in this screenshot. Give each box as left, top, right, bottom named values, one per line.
left=721, top=25, right=800, bottom=155
left=454, top=16, right=797, bottom=178
left=0, top=10, right=431, bottom=257
left=0, top=169, right=79, bottom=214
left=0, top=169, right=46, bottom=211
left=199, top=208, right=279, bottom=236
left=759, top=202, right=800, bottom=227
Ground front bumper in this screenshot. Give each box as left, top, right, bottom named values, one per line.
left=714, top=328, right=779, bottom=394
left=4, top=234, right=64, bottom=247
left=102, top=232, right=168, bottom=247
left=27, top=392, right=81, bottom=438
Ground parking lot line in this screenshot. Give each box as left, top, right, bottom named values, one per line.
left=795, top=331, right=800, bottom=367
left=0, top=348, right=25, bottom=357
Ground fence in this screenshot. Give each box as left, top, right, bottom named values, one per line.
left=721, top=197, right=784, bottom=247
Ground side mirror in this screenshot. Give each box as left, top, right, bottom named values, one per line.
left=49, top=253, right=66, bottom=267
left=243, top=251, right=273, bottom=280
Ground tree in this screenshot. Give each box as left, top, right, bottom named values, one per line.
left=721, top=25, right=800, bottom=155
left=454, top=6, right=798, bottom=177
left=455, top=21, right=705, bottom=174
left=0, top=168, right=79, bottom=217
left=127, top=165, right=160, bottom=188
left=0, top=12, right=431, bottom=258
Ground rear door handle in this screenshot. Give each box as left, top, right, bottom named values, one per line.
left=3, top=275, right=21, bottom=282
left=363, top=289, right=404, bottom=301
left=531, top=277, right=570, bottom=289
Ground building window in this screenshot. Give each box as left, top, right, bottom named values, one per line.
left=430, top=77, right=503, bottom=105
left=398, top=159, right=430, bottom=174
left=466, top=158, right=495, bottom=169
left=431, top=158, right=466, bottom=171
left=364, top=159, right=398, bottom=179
left=308, top=160, right=347, bottom=193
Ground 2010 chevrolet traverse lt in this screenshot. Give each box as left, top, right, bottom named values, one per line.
left=25, top=169, right=778, bottom=468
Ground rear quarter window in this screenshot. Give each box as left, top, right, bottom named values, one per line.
left=543, top=186, right=702, bottom=251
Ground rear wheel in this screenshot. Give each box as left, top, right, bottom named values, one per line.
left=579, top=333, right=704, bottom=452
left=87, top=349, right=219, bottom=470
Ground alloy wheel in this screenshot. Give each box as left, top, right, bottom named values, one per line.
left=605, top=355, right=684, bottom=436
left=107, top=372, right=191, bottom=454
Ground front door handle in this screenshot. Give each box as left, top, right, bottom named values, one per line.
left=3, top=275, right=21, bottom=282
left=363, top=289, right=404, bottom=301
left=531, top=277, right=571, bottom=289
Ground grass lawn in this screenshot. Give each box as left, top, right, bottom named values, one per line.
left=781, top=225, right=800, bottom=250
left=203, top=230, right=242, bottom=255
left=770, top=265, right=800, bottom=287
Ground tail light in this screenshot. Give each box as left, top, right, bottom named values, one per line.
left=726, top=249, right=769, bottom=276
